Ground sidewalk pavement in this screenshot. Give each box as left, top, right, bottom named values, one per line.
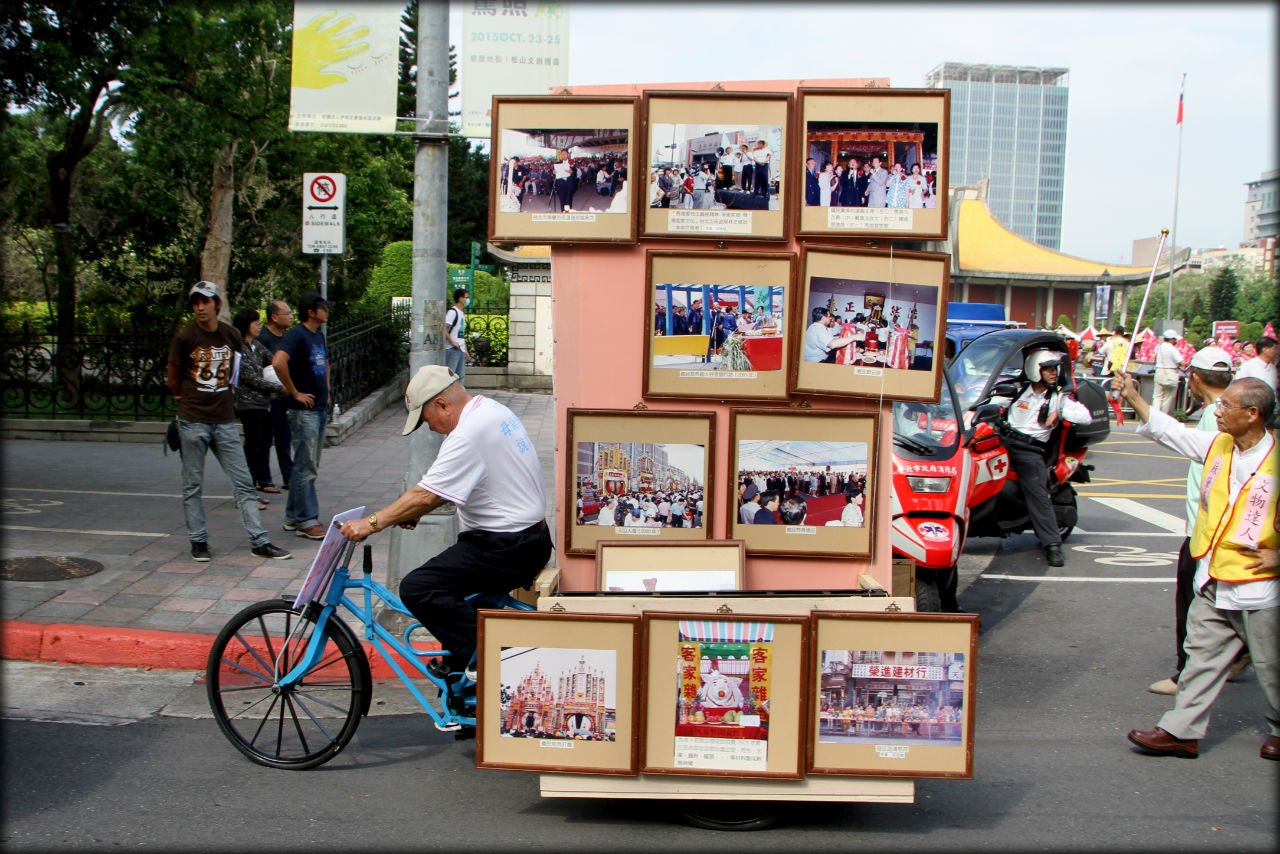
left=1, top=390, right=554, bottom=671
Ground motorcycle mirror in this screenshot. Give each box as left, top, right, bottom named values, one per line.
left=991, top=381, right=1020, bottom=399
left=972, top=402, right=1004, bottom=426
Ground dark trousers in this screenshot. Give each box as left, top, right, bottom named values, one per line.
left=268, top=398, right=293, bottom=487
left=237, top=408, right=273, bottom=488
left=399, top=522, right=552, bottom=671
left=753, top=162, right=769, bottom=197
left=1173, top=536, right=1196, bottom=679
left=1007, top=442, right=1060, bottom=548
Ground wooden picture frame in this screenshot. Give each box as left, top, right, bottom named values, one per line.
left=640, top=611, right=809, bottom=779
left=728, top=407, right=877, bottom=558
left=640, top=90, right=792, bottom=241
left=596, top=540, right=746, bottom=593
left=808, top=611, right=978, bottom=778
left=475, top=610, right=641, bottom=775
left=791, top=245, right=950, bottom=403
left=489, top=95, right=640, bottom=244
left=644, top=250, right=796, bottom=402
left=793, top=87, right=950, bottom=240
left=566, top=408, right=715, bottom=556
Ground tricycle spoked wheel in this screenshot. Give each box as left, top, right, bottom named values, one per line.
left=207, top=598, right=370, bottom=769
left=678, top=801, right=780, bottom=831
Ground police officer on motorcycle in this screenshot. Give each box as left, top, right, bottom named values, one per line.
left=996, top=350, right=1093, bottom=567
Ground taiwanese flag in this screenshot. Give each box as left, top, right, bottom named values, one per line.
left=1176, top=75, right=1185, bottom=125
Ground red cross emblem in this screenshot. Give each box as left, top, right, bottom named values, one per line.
left=992, top=457, right=1008, bottom=475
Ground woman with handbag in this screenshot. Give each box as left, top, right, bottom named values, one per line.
left=232, top=307, right=286, bottom=509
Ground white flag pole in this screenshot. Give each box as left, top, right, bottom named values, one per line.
left=1131, top=228, right=1169, bottom=348
left=1166, top=74, right=1186, bottom=320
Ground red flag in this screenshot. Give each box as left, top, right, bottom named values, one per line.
left=1176, top=75, right=1185, bottom=125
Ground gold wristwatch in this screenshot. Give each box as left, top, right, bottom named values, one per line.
left=367, top=513, right=380, bottom=533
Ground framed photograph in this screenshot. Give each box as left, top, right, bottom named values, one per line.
left=808, top=611, right=978, bottom=778
left=640, top=90, right=792, bottom=241
left=794, top=87, right=950, bottom=240
left=792, top=245, right=950, bottom=403
left=489, top=96, right=639, bottom=244
left=729, top=408, right=877, bottom=558
left=566, top=409, right=715, bottom=556
left=596, top=540, right=746, bottom=593
left=644, top=250, right=796, bottom=401
left=476, top=611, right=641, bottom=775
left=640, top=612, right=809, bottom=779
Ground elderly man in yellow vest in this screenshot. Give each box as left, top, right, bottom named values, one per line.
left=1113, top=372, right=1278, bottom=761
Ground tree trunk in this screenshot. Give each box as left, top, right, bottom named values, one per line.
left=201, top=142, right=237, bottom=321
left=48, top=148, right=82, bottom=406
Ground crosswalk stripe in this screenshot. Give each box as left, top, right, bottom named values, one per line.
left=1086, top=496, right=1186, bottom=534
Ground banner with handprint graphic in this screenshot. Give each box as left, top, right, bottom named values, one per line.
left=289, top=2, right=402, bottom=134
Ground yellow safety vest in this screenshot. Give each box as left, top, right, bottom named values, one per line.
left=1188, top=431, right=1280, bottom=582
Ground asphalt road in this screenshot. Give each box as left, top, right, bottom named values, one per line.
left=3, top=421, right=1278, bottom=850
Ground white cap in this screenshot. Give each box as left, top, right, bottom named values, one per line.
left=401, top=365, right=459, bottom=435
left=1163, top=329, right=1179, bottom=340
left=189, top=281, right=220, bottom=302
left=1189, top=346, right=1233, bottom=372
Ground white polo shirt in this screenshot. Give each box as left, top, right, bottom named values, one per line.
left=418, top=396, right=546, bottom=533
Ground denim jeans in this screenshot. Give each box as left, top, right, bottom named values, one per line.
left=444, top=346, right=467, bottom=385
left=286, top=409, right=325, bottom=529
left=178, top=419, right=269, bottom=547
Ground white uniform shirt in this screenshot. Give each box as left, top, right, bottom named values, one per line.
left=418, top=396, right=546, bottom=533
left=1154, top=341, right=1182, bottom=371
left=1236, top=356, right=1278, bottom=393
left=804, top=321, right=837, bottom=362
left=1137, top=407, right=1278, bottom=610
left=1005, top=385, right=1092, bottom=442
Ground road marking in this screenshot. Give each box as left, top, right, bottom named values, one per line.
left=983, top=574, right=1173, bottom=583
left=1088, top=449, right=1184, bottom=459
left=1088, top=477, right=1185, bottom=486
left=1086, top=497, right=1186, bottom=533
left=1077, top=492, right=1185, bottom=499
left=1, top=525, right=170, bottom=538
left=1074, top=530, right=1182, bottom=537
left=5, top=487, right=232, bottom=500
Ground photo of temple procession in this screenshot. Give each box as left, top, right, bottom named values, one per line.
left=499, top=646, right=618, bottom=741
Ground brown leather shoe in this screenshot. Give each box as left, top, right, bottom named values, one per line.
left=1127, top=726, right=1198, bottom=758
left=1262, top=735, right=1280, bottom=761
left=295, top=524, right=326, bottom=540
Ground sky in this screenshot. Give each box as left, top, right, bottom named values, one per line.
left=449, top=1, right=1276, bottom=266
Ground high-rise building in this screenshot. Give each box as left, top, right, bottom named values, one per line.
left=1242, top=169, right=1278, bottom=247
left=925, top=62, right=1069, bottom=250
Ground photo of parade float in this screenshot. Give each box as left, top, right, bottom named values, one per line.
left=498, top=646, right=618, bottom=742
left=803, top=276, right=939, bottom=372
left=673, top=619, right=775, bottom=771
left=817, top=648, right=965, bottom=745
left=649, top=123, right=783, bottom=211
left=574, top=441, right=705, bottom=528
left=497, top=127, right=629, bottom=214
left=802, top=120, right=940, bottom=210
left=736, top=440, right=868, bottom=528
left=652, top=283, right=784, bottom=373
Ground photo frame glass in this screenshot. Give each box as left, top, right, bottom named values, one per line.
left=729, top=409, right=877, bottom=558
left=641, top=91, right=791, bottom=241
left=490, top=97, right=639, bottom=243
left=476, top=611, right=641, bottom=775
left=566, top=409, right=715, bottom=555
left=645, top=250, right=795, bottom=401
left=792, top=247, right=950, bottom=402
left=641, top=612, right=808, bottom=779
left=795, top=88, right=949, bottom=239
left=809, top=612, right=978, bottom=778
left=596, top=540, right=745, bottom=593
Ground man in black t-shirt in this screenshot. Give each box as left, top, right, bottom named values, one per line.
left=166, top=281, right=291, bottom=563
left=272, top=291, right=331, bottom=540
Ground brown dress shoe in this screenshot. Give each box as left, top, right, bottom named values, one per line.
left=1127, top=726, right=1199, bottom=758
left=1262, top=735, right=1280, bottom=761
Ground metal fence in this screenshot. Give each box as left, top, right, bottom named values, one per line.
left=467, top=305, right=509, bottom=367
left=0, top=306, right=411, bottom=421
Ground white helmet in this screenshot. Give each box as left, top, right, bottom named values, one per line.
left=1023, top=349, right=1062, bottom=383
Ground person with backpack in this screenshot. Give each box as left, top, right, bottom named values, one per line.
left=445, top=288, right=469, bottom=384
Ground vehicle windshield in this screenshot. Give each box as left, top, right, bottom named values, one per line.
left=949, top=335, right=1017, bottom=411
left=892, top=377, right=962, bottom=456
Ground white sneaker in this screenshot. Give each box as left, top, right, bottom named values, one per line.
left=1147, top=678, right=1177, bottom=695
left=464, top=665, right=478, bottom=683
left=434, top=720, right=462, bottom=732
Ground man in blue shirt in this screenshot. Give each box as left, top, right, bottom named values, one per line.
left=272, top=291, right=331, bottom=540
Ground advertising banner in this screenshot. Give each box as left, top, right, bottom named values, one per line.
left=460, top=1, right=571, bottom=139
left=289, top=1, right=402, bottom=134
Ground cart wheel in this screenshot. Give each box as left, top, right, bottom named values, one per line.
left=678, top=801, right=781, bottom=831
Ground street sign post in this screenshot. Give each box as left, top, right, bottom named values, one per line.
left=302, top=173, right=346, bottom=255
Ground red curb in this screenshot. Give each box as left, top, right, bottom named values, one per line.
left=1, top=619, right=442, bottom=677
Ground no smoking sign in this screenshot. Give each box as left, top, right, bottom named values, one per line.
left=302, top=172, right=346, bottom=255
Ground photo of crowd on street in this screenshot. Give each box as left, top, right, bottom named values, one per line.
left=802, top=121, right=940, bottom=210
left=818, top=648, right=966, bottom=745
left=497, top=127, right=629, bottom=214
left=652, top=283, right=784, bottom=372
left=803, top=277, right=939, bottom=371
left=649, top=123, right=783, bottom=211
left=736, top=439, right=869, bottom=527
left=574, top=441, right=705, bottom=528
left=499, top=646, right=618, bottom=742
